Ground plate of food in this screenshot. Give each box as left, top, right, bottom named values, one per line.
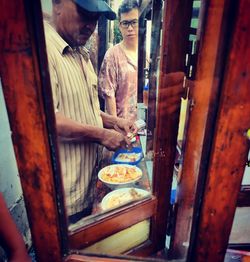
left=98, top=164, right=142, bottom=189
left=101, top=187, right=150, bottom=211
left=111, top=147, right=143, bottom=165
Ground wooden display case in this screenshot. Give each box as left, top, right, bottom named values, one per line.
left=0, top=0, right=249, bottom=261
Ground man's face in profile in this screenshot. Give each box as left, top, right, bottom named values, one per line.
left=55, top=0, right=99, bottom=47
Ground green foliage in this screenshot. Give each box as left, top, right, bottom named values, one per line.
left=113, top=20, right=123, bottom=44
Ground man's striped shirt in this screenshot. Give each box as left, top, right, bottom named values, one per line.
left=44, top=21, right=103, bottom=216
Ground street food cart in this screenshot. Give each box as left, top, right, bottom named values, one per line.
left=0, top=0, right=249, bottom=261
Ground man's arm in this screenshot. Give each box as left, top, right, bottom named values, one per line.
left=100, top=111, right=137, bottom=135
left=56, top=112, right=129, bottom=150
left=56, top=112, right=105, bottom=143
left=105, top=96, right=117, bottom=117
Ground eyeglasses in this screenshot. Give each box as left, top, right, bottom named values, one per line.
left=120, top=19, right=138, bottom=29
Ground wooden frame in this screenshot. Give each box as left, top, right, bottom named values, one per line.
left=69, top=198, right=157, bottom=249
left=170, top=0, right=250, bottom=260
left=1, top=0, right=249, bottom=261
left=170, top=0, right=236, bottom=258
left=0, top=0, right=193, bottom=259
left=189, top=1, right=250, bottom=261
left=149, top=0, right=193, bottom=252
left=145, top=0, right=163, bottom=153
left=138, top=0, right=150, bottom=102
left=0, top=0, right=67, bottom=260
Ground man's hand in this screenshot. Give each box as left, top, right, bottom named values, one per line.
left=114, top=118, right=137, bottom=136
left=158, top=72, right=186, bottom=116
left=101, top=112, right=137, bottom=134
left=100, top=129, right=131, bottom=151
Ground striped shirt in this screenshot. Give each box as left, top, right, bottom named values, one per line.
left=44, top=21, right=103, bottom=216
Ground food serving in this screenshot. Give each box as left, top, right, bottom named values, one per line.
left=115, top=152, right=141, bottom=163
left=98, top=164, right=142, bottom=185
left=101, top=188, right=150, bottom=210
left=111, top=147, right=143, bottom=165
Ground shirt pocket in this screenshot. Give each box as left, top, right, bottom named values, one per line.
left=89, top=79, right=102, bottom=123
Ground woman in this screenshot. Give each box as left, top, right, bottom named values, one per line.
left=99, top=0, right=139, bottom=122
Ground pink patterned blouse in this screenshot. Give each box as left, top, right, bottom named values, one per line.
left=98, top=44, right=137, bottom=121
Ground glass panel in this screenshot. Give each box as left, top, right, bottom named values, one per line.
left=242, top=150, right=250, bottom=185
left=40, top=0, right=154, bottom=230
left=229, top=207, right=250, bottom=244
left=82, top=220, right=150, bottom=255
left=39, top=0, right=194, bottom=259
left=0, top=79, right=32, bottom=260
left=229, top=152, right=250, bottom=246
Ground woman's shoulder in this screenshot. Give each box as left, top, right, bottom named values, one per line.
left=105, top=43, right=124, bottom=58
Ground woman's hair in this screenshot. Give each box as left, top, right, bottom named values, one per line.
left=118, top=0, right=139, bottom=21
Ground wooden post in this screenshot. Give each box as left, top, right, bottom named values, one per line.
left=146, top=0, right=163, bottom=153
left=138, top=7, right=148, bottom=103
left=150, top=0, right=193, bottom=250
left=170, top=0, right=234, bottom=258
left=190, top=0, right=250, bottom=261
left=0, top=0, right=67, bottom=260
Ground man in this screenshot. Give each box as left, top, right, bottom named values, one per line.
left=99, top=0, right=139, bottom=121
left=44, top=0, right=135, bottom=224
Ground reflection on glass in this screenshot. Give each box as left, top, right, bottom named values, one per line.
left=41, top=0, right=153, bottom=228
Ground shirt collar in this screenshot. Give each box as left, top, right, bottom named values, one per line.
left=63, top=46, right=90, bottom=61
left=44, top=21, right=90, bottom=61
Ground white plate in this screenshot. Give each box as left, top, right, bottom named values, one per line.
left=98, top=164, right=142, bottom=189
left=101, top=187, right=150, bottom=211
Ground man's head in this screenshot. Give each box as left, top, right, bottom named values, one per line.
left=118, top=0, right=139, bottom=43
left=52, top=0, right=116, bottom=47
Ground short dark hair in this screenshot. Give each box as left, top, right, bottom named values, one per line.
left=118, top=0, right=139, bottom=21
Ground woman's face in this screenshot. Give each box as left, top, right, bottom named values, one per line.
left=119, top=8, right=139, bottom=44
